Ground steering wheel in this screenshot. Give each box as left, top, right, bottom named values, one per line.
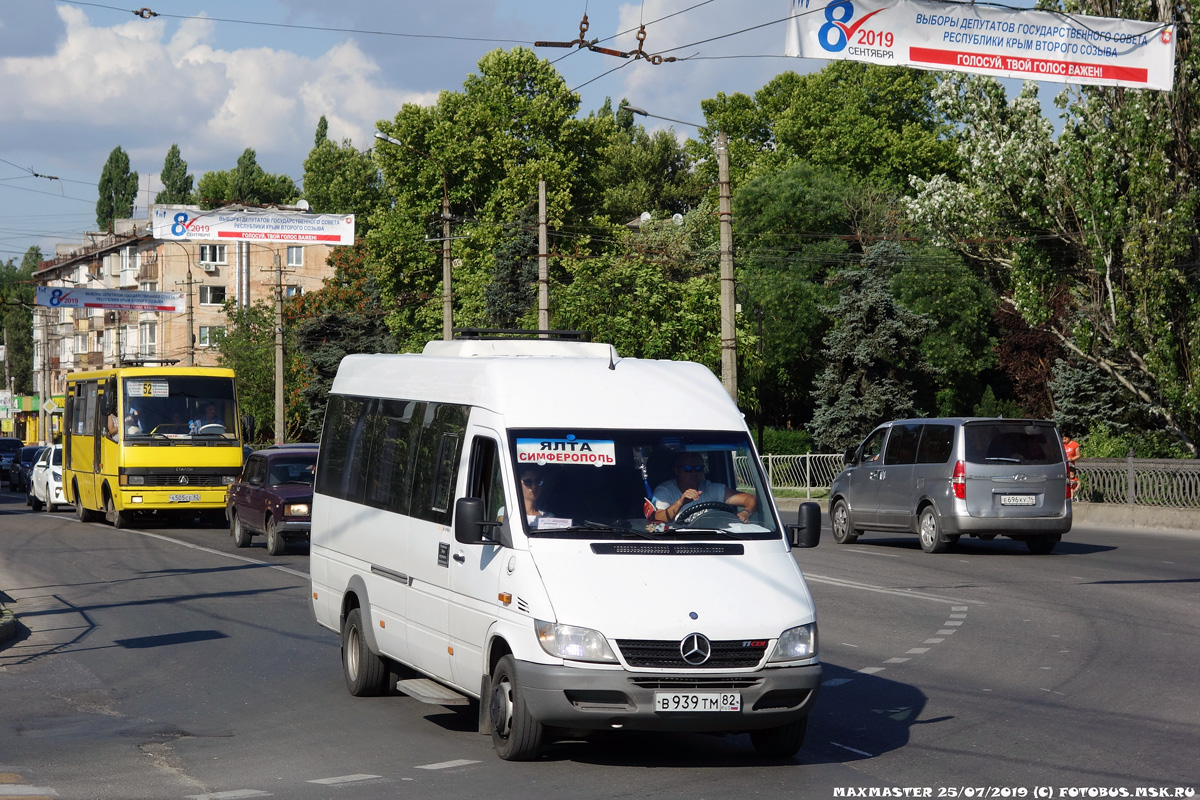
left=198, top=423, right=226, bottom=434
left=674, top=501, right=737, bottom=524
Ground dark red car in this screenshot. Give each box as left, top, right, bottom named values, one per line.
left=227, top=445, right=318, bottom=555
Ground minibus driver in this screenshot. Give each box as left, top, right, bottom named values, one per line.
left=652, top=452, right=757, bottom=523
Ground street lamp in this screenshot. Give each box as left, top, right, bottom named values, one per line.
left=375, top=130, right=454, bottom=342
left=621, top=104, right=738, bottom=403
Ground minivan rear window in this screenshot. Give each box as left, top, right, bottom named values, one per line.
left=964, top=423, right=1061, bottom=466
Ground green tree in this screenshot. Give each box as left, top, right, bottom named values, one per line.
left=196, top=149, right=298, bottom=209
left=0, top=247, right=39, bottom=393
left=314, top=115, right=329, bottom=146
left=370, top=47, right=598, bottom=350
left=908, top=54, right=1200, bottom=454
left=287, top=244, right=397, bottom=440
left=96, top=146, right=139, bottom=230
left=212, top=301, right=276, bottom=442
left=809, top=243, right=937, bottom=450
left=302, top=121, right=383, bottom=236
left=155, top=144, right=193, bottom=205
left=486, top=207, right=538, bottom=328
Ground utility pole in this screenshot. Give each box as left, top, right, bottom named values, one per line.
left=716, top=131, right=737, bottom=402
left=442, top=182, right=452, bottom=341
left=186, top=267, right=195, bottom=367
left=274, top=253, right=285, bottom=444
left=39, top=310, right=48, bottom=445
left=538, top=178, right=549, bottom=334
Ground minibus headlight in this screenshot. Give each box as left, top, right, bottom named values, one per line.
left=221, top=475, right=236, bottom=485
left=534, top=620, right=617, bottom=663
left=767, top=622, right=817, bottom=663
left=126, top=475, right=145, bottom=485
left=285, top=503, right=310, bottom=517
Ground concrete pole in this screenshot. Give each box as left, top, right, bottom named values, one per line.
left=274, top=253, right=285, bottom=444
left=186, top=267, right=195, bottom=367
left=538, top=178, right=549, bottom=334
left=716, top=131, right=737, bottom=403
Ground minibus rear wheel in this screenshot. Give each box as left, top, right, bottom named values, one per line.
left=489, top=655, right=543, bottom=761
left=341, top=607, right=388, bottom=696
left=750, top=715, right=807, bottom=759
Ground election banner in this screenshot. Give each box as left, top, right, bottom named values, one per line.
left=36, top=286, right=185, bottom=313
left=785, top=0, right=1176, bottom=91
left=152, top=206, right=355, bottom=245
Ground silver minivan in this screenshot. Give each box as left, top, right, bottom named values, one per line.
left=829, top=418, right=1072, bottom=554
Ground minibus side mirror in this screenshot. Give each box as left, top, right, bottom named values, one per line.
left=787, top=502, right=821, bottom=548
left=454, top=497, right=502, bottom=545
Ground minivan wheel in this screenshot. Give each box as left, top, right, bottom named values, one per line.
left=490, top=655, right=543, bottom=761
left=918, top=507, right=949, bottom=554
left=830, top=499, right=859, bottom=544
left=1026, top=535, right=1060, bottom=555
left=750, top=715, right=808, bottom=759
left=341, top=607, right=388, bottom=697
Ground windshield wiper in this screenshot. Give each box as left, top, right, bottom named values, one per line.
left=670, top=526, right=752, bottom=540
left=545, top=521, right=662, bottom=540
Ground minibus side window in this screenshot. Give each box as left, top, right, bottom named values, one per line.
left=409, top=403, right=469, bottom=525
left=316, top=394, right=371, bottom=502
left=365, top=399, right=422, bottom=516
left=467, top=437, right=506, bottom=536
left=64, top=391, right=74, bottom=468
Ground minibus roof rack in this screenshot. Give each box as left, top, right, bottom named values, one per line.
left=453, top=328, right=590, bottom=341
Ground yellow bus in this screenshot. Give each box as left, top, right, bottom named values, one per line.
left=63, top=366, right=244, bottom=528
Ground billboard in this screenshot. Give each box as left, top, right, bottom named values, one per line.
left=36, top=286, right=185, bottom=313
left=785, top=0, right=1176, bottom=91
left=152, top=206, right=356, bottom=245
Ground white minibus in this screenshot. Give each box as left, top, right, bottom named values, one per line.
left=309, top=340, right=823, bottom=760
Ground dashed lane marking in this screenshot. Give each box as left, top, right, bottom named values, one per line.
left=184, top=791, right=271, bottom=799
left=415, top=759, right=481, bottom=770
left=308, top=775, right=382, bottom=785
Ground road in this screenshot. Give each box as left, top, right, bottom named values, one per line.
left=1, top=488, right=1197, bottom=799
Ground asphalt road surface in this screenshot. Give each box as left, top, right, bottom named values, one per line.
left=1, top=488, right=1197, bottom=800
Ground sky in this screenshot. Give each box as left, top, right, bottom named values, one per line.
left=0, top=0, right=815, bottom=264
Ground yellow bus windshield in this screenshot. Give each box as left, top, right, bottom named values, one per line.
left=120, top=375, right=238, bottom=441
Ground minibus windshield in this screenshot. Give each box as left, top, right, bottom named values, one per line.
left=122, top=376, right=238, bottom=443
left=507, top=428, right=779, bottom=540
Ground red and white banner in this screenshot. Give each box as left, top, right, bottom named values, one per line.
left=785, top=0, right=1176, bottom=91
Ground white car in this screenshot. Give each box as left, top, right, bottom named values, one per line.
left=30, top=444, right=65, bottom=512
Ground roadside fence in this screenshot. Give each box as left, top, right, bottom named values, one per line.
left=747, top=454, right=1200, bottom=509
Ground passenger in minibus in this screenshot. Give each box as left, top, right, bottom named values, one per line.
left=651, top=452, right=757, bottom=523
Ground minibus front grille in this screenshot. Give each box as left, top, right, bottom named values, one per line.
left=592, top=543, right=744, bottom=556
left=629, top=677, right=761, bottom=690
left=616, top=639, right=767, bottom=669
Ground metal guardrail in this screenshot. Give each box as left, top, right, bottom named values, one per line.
left=743, top=454, right=1200, bottom=509
left=1075, top=458, right=1200, bottom=509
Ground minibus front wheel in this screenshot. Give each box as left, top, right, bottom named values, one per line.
left=341, top=607, right=388, bottom=696
left=489, top=655, right=543, bottom=761
left=750, top=715, right=808, bottom=759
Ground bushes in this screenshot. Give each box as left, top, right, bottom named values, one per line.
left=1082, top=423, right=1192, bottom=459
left=762, top=428, right=814, bottom=455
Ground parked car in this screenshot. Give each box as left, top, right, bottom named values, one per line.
left=829, top=417, right=1072, bottom=555
left=0, top=437, right=23, bottom=488
left=12, top=445, right=45, bottom=495
left=227, top=446, right=317, bottom=555
left=30, top=444, right=65, bottom=512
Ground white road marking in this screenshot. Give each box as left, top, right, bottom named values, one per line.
left=906, top=648, right=930, bottom=654
left=830, top=741, right=874, bottom=757
left=842, top=549, right=902, bottom=558
left=952, top=606, right=968, bottom=611
left=103, top=527, right=309, bottom=581
left=307, top=775, right=382, bottom=785
left=924, top=638, right=945, bottom=644
left=943, top=621, right=963, bottom=626
left=949, top=613, right=967, bottom=619
left=804, top=573, right=983, bottom=605
left=858, top=666, right=885, bottom=675
left=839, top=642, right=859, bottom=647
left=823, top=678, right=853, bottom=687
left=884, top=657, right=911, bottom=664
left=0, top=786, right=59, bottom=797
left=415, top=759, right=480, bottom=770
left=185, top=791, right=271, bottom=800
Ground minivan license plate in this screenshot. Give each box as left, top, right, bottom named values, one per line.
left=654, top=692, right=741, bottom=712
left=1000, top=494, right=1036, bottom=506
left=169, top=493, right=201, bottom=503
